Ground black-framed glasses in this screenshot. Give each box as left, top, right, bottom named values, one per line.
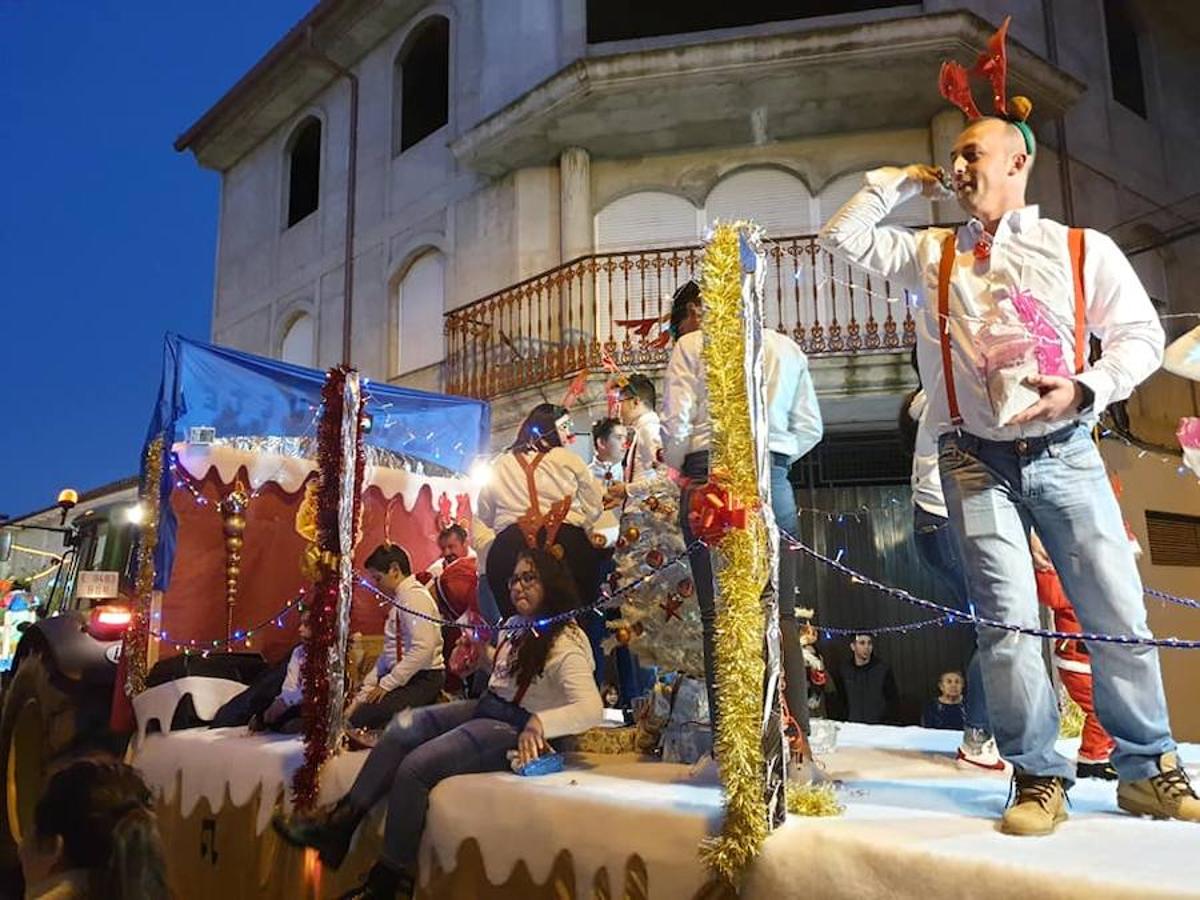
left=508, top=571, right=540, bottom=588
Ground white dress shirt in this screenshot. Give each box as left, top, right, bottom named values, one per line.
left=368, top=574, right=445, bottom=694
left=589, top=456, right=623, bottom=486
left=488, top=620, right=603, bottom=739
left=277, top=644, right=306, bottom=708
left=661, top=329, right=824, bottom=469
left=908, top=390, right=948, bottom=518
left=818, top=167, right=1164, bottom=441
left=476, top=446, right=605, bottom=534
left=624, top=409, right=664, bottom=482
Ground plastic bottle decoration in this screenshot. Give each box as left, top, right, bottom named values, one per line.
left=220, top=480, right=250, bottom=640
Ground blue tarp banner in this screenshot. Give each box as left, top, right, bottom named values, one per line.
left=142, top=333, right=490, bottom=590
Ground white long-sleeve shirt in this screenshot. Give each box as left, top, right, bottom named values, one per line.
left=907, top=390, right=948, bottom=518
left=277, top=644, right=306, bottom=708
left=661, top=329, right=824, bottom=469
left=624, top=409, right=664, bottom=482
left=372, top=575, right=445, bottom=693
left=818, top=167, right=1164, bottom=441
left=476, top=447, right=605, bottom=534
left=589, top=456, right=623, bottom=486
left=487, top=619, right=603, bottom=739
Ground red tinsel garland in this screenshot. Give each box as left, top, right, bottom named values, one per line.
left=292, top=367, right=366, bottom=811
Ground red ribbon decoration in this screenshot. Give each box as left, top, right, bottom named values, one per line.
left=687, top=479, right=750, bottom=545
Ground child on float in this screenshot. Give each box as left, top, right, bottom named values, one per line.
left=273, top=547, right=603, bottom=900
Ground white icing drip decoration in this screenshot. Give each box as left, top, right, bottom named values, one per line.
left=170, top=443, right=479, bottom=508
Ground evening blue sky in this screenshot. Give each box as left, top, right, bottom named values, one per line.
left=1, top=2, right=307, bottom=517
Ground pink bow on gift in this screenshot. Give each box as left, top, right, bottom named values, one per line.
left=1011, top=288, right=1069, bottom=377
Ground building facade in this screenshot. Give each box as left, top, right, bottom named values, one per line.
left=178, top=0, right=1200, bottom=732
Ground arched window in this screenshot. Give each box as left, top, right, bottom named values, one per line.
left=394, top=251, right=446, bottom=376
left=286, top=118, right=321, bottom=227
left=819, top=171, right=932, bottom=227
left=705, top=168, right=816, bottom=236
left=280, top=313, right=315, bottom=367
left=394, top=17, right=450, bottom=154
left=593, top=191, right=698, bottom=253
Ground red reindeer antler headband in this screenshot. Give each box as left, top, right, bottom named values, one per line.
left=938, top=17, right=1035, bottom=154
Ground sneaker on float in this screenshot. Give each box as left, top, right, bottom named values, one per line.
left=1076, top=758, right=1118, bottom=781
left=957, top=727, right=1009, bottom=773
left=1116, top=753, right=1200, bottom=822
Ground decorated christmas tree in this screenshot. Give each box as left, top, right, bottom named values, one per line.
left=606, top=470, right=704, bottom=677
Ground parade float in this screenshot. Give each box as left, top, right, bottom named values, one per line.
left=5, top=241, right=1198, bottom=899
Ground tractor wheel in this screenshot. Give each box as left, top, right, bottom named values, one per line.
left=0, top=652, right=122, bottom=871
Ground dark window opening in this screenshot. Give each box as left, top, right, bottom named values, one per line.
left=586, top=0, right=909, bottom=43
left=1145, top=511, right=1200, bottom=567
left=397, top=16, right=450, bottom=153
left=286, top=119, right=321, bottom=227
left=790, top=431, right=911, bottom=489
left=1104, top=0, right=1148, bottom=117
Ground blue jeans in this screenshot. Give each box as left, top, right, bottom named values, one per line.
left=347, top=699, right=520, bottom=869
left=771, top=455, right=809, bottom=736
left=679, top=452, right=807, bottom=735
left=939, top=422, right=1174, bottom=783
left=912, top=505, right=990, bottom=733
left=680, top=453, right=720, bottom=728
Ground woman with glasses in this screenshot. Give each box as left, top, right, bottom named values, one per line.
left=477, top=402, right=607, bottom=617
left=273, top=548, right=603, bottom=900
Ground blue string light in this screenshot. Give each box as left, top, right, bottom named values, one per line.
left=786, top=532, right=1200, bottom=649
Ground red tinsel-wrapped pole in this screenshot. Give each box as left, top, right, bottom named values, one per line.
left=292, top=367, right=366, bottom=811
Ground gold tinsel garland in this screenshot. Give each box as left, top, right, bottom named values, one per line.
left=1059, top=691, right=1085, bottom=738
left=697, top=223, right=772, bottom=883
left=786, top=781, right=844, bottom=817
left=126, top=433, right=164, bottom=696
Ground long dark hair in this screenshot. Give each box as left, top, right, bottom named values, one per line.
left=33, top=760, right=170, bottom=900
left=510, top=547, right=583, bottom=691
left=512, top=403, right=568, bottom=453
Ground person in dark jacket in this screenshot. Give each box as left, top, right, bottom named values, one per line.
left=835, top=634, right=898, bottom=725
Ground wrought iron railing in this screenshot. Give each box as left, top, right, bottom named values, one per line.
left=444, top=232, right=918, bottom=399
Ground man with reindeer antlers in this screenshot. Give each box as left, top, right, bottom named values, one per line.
left=820, top=17, right=1198, bottom=834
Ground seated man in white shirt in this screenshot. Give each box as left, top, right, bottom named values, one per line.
left=662, top=286, right=823, bottom=736
left=349, top=544, right=446, bottom=730
left=819, top=89, right=1197, bottom=831
left=249, top=607, right=311, bottom=734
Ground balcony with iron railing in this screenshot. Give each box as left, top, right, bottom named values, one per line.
left=444, top=232, right=920, bottom=401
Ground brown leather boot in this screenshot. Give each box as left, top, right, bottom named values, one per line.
left=1117, top=753, right=1200, bottom=822
left=1000, top=772, right=1068, bottom=836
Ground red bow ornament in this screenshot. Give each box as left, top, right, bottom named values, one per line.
left=687, top=478, right=752, bottom=545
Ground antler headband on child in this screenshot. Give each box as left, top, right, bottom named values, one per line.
left=938, top=16, right=1035, bottom=155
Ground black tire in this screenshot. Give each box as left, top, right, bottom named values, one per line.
left=0, top=652, right=124, bottom=872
